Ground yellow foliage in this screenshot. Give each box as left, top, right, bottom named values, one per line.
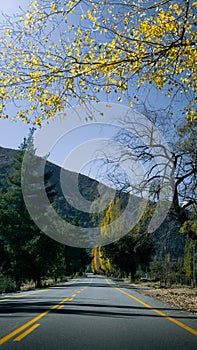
left=98, top=247, right=111, bottom=273
left=0, top=1, right=197, bottom=123
left=51, top=3, right=57, bottom=12
left=91, top=247, right=112, bottom=274
left=5, top=30, right=11, bottom=37
left=91, top=247, right=101, bottom=273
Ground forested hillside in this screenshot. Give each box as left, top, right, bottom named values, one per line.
left=1, top=145, right=193, bottom=291
left=0, top=146, right=187, bottom=256
left=0, top=147, right=17, bottom=189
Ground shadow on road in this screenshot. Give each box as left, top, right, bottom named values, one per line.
left=0, top=300, right=196, bottom=320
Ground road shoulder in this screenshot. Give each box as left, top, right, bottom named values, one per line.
left=112, top=278, right=197, bottom=314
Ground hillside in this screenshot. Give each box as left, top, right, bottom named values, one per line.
left=0, top=146, right=18, bottom=189
left=0, top=146, right=187, bottom=259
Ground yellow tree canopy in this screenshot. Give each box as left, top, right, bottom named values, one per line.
left=91, top=247, right=111, bottom=274
left=0, top=0, right=196, bottom=124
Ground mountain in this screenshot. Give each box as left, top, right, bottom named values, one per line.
left=0, top=146, right=187, bottom=258
left=0, top=145, right=105, bottom=208
left=151, top=208, right=186, bottom=261
left=0, top=146, right=18, bottom=189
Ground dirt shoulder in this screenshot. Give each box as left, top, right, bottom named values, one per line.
left=118, top=279, right=197, bottom=314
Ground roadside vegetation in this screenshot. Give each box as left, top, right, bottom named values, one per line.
left=0, top=134, right=91, bottom=294
left=137, top=284, right=197, bottom=314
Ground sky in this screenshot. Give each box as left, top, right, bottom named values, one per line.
left=0, top=0, right=120, bottom=161
left=0, top=0, right=28, bottom=16
left=0, top=0, right=181, bottom=180
left=0, top=0, right=121, bottom=188
left=0, top=0, right=172, bottom=150
left=0, top=0, right=30, bottom=150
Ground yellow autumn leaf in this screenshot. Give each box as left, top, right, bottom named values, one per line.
left=51, top=3, right=57, bottom=12
left=5, top=30, right=11, bottom=37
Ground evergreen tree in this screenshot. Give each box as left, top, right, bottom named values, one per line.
left=0, top=130, right=60, bottom=287
left=0, top=129, right=91, bottom=289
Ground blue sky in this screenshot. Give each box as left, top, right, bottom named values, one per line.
left=0, top=0, right=121, bottom=155
left=0, top=0, right=181, bottom=156
left=0, top=0, right=30, bottom=149
left=0, top=0, right=184, bottom=218
left=0, top=0, right=28, bottom=15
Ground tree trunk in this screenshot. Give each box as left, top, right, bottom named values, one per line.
left=35, top=277, right=42, bottom=288
left=192, top=244, right=196, bottom=288
left=130, top=262, right=136, bottom=281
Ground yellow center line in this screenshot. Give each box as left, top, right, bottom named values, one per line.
left=0, top=304, right=61, bottom=346
left=0, top=308, right=51, bottom=346
left=59, top=297, right=69, bottom=305
left=13, top=324, right=40, bottom=342
left=0, top=278, right=89, bottom=345
left=105, top=278, right=197, bottom=337
left=0, top=280, right=82, bottom=346
left=57, top=305, right=64, bottom=310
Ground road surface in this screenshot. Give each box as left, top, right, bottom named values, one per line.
left=0, top=274, right=196, bottom=349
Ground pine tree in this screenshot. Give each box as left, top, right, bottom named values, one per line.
left=0, top=129, right=61, bottom=288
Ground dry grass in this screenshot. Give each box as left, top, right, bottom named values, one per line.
left=131, top=282, right=197, bottom=314
left=20, top=278, right=57, bottom=290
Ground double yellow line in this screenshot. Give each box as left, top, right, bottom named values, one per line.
left=0, top=303, right=59, bottom=345
left=0, top=279, right=80, bottom=346
left=105, top=278, right=197, bottom=337
left=0, top=278, right=92, bottom=346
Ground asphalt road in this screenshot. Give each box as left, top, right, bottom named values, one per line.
left=0, top=274, right=196, bottom=349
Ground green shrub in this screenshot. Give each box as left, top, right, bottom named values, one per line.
left=0, top=276, right=17, bottom=293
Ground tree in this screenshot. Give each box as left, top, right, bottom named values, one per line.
left=99, top=113, right=196, bottom=239
left=0, top=143, right=38, bottom=288
left=0, top=130, right=91, bottom=288
left=0, top=0, right=196, bottom=123
left=100, top=230, right=153, bottom=280
left=183, top=237, right=196, bottom=287
left=172, top=119, right=197, bottom=239
left=63, top=245, right=91, bottom=276
left=92, top=193, right=154, bottom=279
left=0, top=130, right=62, bottom=287
left=91, top=246, right=111, bottom=274
left=0, top=188, right=12, bottom=277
